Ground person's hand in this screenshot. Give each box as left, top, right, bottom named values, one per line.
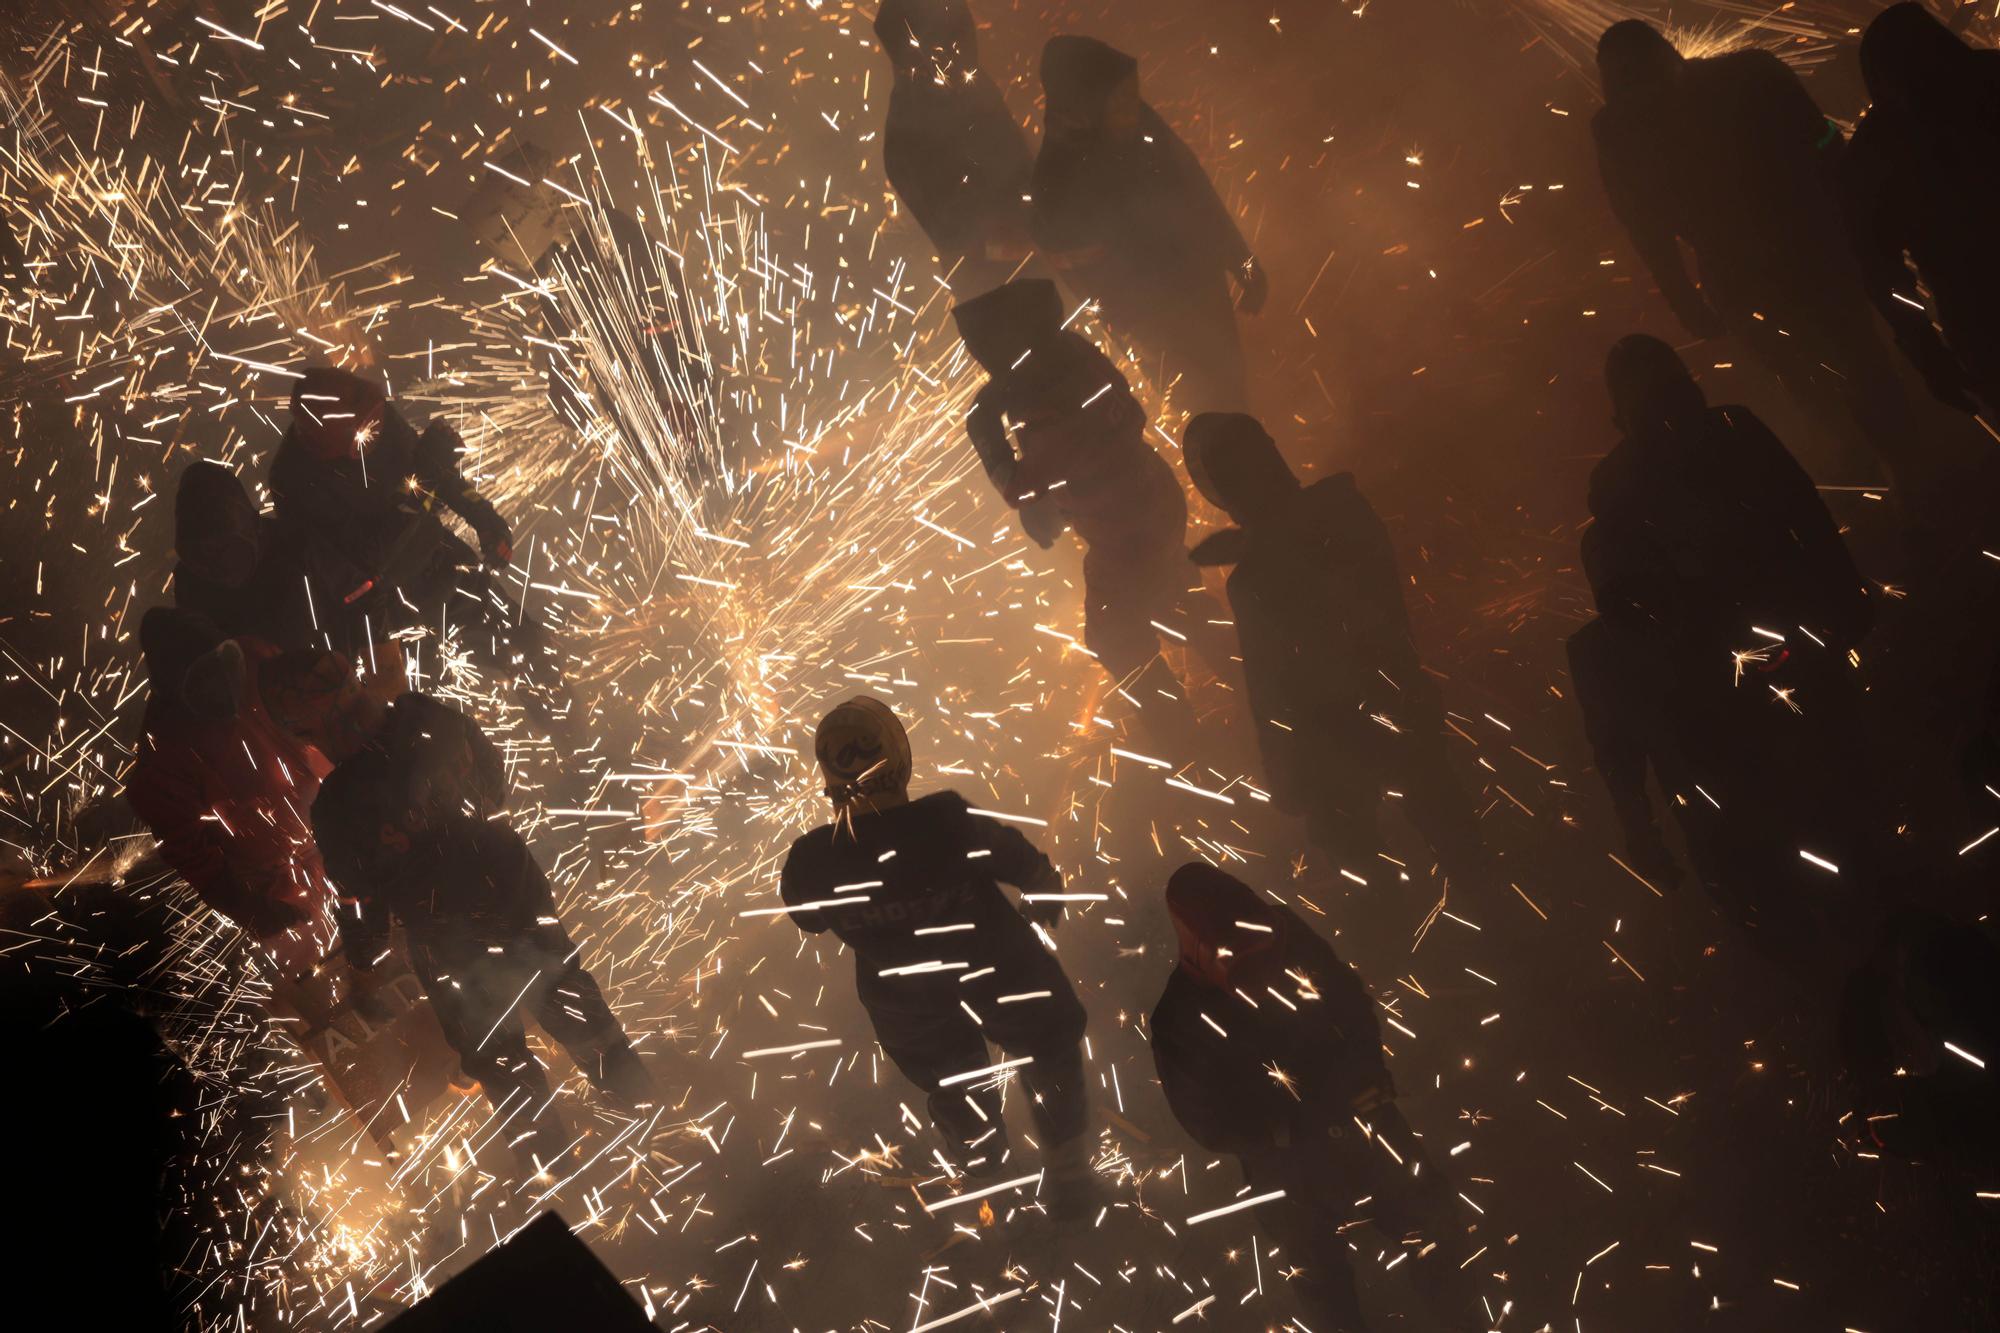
left=1020, top=499, right=1066, bottom=549
left=1234, top=256, right=1270, bottom=316
left=471, top=508, right=514, bottom=566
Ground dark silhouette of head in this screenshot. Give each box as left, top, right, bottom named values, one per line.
left=1183, top=413, right=1298, bottom=523
left=1605, top=334, right=1707, bottom=441
left=874, top=0, right=979, bottom=82
left=1861, top=3, right=1970, bottom=114
left=174, top=461, right=260, bottom=589
left=1597, top=20, right=1684, bottom=103
left=289, top=367, right=389, bottom=462
left=1039, top=35, right=1142, bottom=140
left=1165, top=862, right=1280, bottom=987
left=951, top=278, right=1064, bottom=375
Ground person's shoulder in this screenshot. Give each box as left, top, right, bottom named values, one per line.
left=782, top=821, right=838, bottom=864
left=1586, top=436, right=1645, bottom=516
left=914, top=789, right=972, bottom=818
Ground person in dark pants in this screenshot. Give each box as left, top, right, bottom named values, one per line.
left=953, top=279, right=1215, bottom=730
left=1846, top=4, right=2000, bottom=421
left=1150, top=863, right=1481, bottom=1331
left=872, top=0, right=1037, bottom=295
left=1184, top=412, right=1490, bottom=888
left=1030, top=35, right=1267, bottom=415
left=777, top=696, right=1096, bottom=1212
left=1593, top=20, right=1919, bottom=490
left=258, top=650, right=652, bottom=1150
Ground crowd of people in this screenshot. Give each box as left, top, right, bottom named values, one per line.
left=26, top=1, right=1997, bottom=1326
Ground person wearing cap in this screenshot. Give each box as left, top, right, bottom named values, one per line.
left=1844, top=3, right=2000, bottom=421
left=1184, top=412, right=1491, bottom=888
left=258, top=648, right=654, bottom=1140
left=1029, top=34, right=1266, bottom=415
left=777, top=695, right=1097, bottom=1214
left=124, top=609, right=341, bottom=980
left=1591, top=19, right=1920, bottom=490
left=871, top=0, right=1038, bottom=294
left=953, top=278, right=1207, bottom=719
left=1150, top=863, right=1481, bottom=1330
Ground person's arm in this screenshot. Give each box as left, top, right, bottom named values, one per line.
left=410, top=417, right=514, bottom=564
left=965, top=384, right=1021, bottom=495
left=311, top=790, right=393, bottom=968
left=124, top=745, right=267, bottom=926
left=777, top=840, right=833, bottom=935
left=1594, top=118, right=1718, bottom=336
left=963, top=801, right=1065, bottom=927
left=1159, top=123, right=1265, bottom=313
left=1568, top=622, right=1677, bottom=884
left=1153, top=991, right=1291, bottom=1153
left=1727, top=408, right=1873, bottom=649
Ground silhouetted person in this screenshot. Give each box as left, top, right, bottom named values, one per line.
left=1185, top=413, right=1490, bottom=886
left=955, top=279, right=1208, bottom=715
left=777, top=696, right=1097, bottom=1213
left=1150, top=864, right=1481, bottom=1330
left=872, top=0, right=1037, bottom=294
left=1031, top=35, right=1267, bottom=414
left=273, top=367, right=512, bottom=636
left=1593, top=20, right=1917, bottom=487
left=1573, top=336, right=1885, bottom=971
left=1847, top=4, right=2000, bottom=420
left=1585, top=335, right=1873, bottom=655
left=260, top=650, right=652, bottom=1147
left=170, top=461, right=319, bottom=650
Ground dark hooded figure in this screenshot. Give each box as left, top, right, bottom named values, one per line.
left=271, top=367, right=513, bottom=637
left=1185, top=414, right=1490, bottom=887
left=1150, top=864, right=1482, bottom=1331
left=954, top=279, right=1196, bottom=684
left=258, top=649, right=653, bottom=1148
left=171, top=461, right=319, bottom=650
left=1592, top=21, right=1919, bottom=487
left=1030, top=35, right=1267, bottom=415
left=1571, top=336, right=1887, bottom=971
left=872, top=0, right=1037, bottom=293
left=777, top=697, right=1098, bottom=1215
left=1846, top=4, right=2000, bottom=419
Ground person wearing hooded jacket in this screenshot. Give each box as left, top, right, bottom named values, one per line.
left=953, top=278, right=1197, bottom=683
left=1030, top=35, right=1267, bottom=416
left=1845, top=3, right=2000, bottom=421
left=1150, top=864, right=1482, bottom=1330
left=257, top=647, right=654, bottom=1135
left=777, top=695, right=1097, bottom=1213
left=1572, top=336, right=1888, bottom=972
left=1184, top=413, right=1490, bottom=886
left=871, top=0, right=1037, bottom=294
left=124, top=608, right=341, bottom=979
left=1591, top=20, right=1922, bottom=490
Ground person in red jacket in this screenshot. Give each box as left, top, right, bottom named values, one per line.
left=124, top=608, right=340, bottom=980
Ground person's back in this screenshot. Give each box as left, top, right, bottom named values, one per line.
left=1152, top=890, right=1385, bottom=1154
left=1595, top=44, right=1847, bottom=313
left=1208, top=472, right=1416, bottom=732
left=780, top=789, right=1057, bottom=973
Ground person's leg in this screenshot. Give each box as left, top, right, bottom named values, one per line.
left=866, top=985, right=1008, bottom=1172
left=1240, top=1146, right=1369, bottom=1331
left=1344, top=1104, right=1484, bottom=1326
left=418, top=947, right=553, bottom=1117
left=519, top=925, right=654, bottom=1108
